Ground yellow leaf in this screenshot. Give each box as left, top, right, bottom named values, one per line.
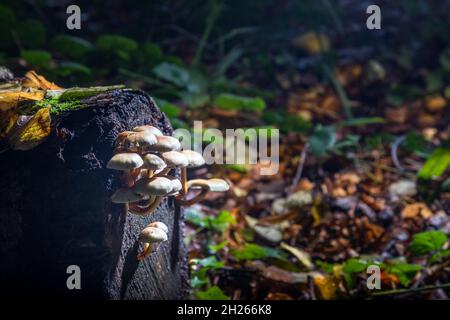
left=280, top=242, right=314, bottom=270
left=0, top=110, right=18, bottom=139
left=23, top=71, right=62, bottom=90
left=8, top=107, right=51, bottom=150
left=314, top=275, right=338, bottom=299
left=0, top=90, right=45, bottom=112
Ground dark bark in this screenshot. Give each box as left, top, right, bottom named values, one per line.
left=0, top=89, right=189, bottom=299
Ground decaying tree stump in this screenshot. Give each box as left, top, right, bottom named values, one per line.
left=0, top=89, right=189, bottom=299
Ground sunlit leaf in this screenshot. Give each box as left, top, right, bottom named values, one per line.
left=409, top=231, right=448, bottom=256
left=196, top=286, right=230, bottom=300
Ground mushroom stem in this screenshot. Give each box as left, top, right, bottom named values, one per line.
left=176, top=187, right=209, bottom=206
left=147, top=169, right=154, bottom=178
left=181, top=167, right=188, bottom=194
left=155, top=167, right=171, bottom=177
left=137, top=243, right=154, bottom=260
left=128, top=196, right=163, bottom=216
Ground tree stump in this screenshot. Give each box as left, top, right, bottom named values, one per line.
left=0, top=89, right=189, bottom=299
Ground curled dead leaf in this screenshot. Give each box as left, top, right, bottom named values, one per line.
left=280, top=242, right=314, bottom=270
left=7, top=107, right=51, bottom=150
left=401, top=202, right=433, bottom=219
left=22, top=71, right=62, bottom=90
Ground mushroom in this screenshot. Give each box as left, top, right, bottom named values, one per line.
left=180, top=150, right=205, bottom=194
left=148, top=135, right=181, bottom=152
left=128, top=176, right=174, bottom=216
left=107, top=152, right=144, bottom=187
left=117, top=131, right=157, bottom=153
left=111, top=188, right=146, bottom=203
left=147, top=221, right=169, bottom=233
left=177, top=178, right=229, bottom=205
left=133, top=125, right=163, bottom=137
left=142, top=153, right=166, bottom=177
left=137, top=223, right=168, bottom=260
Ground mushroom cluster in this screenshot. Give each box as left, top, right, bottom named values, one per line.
left=107, top=125, right=229, bottom=259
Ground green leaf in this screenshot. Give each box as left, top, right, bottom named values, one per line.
left=214, top=93, right=266, bottom=111
left=184, top=207, right=209, bottom=228
left=51, top=35, right=93, bottom=60
left=155, top=99, right=180, bottom=118
left=386, top=263, right=422, bottom=286
left=409, top=231, right=448, bottom=256
left=343, top=258, right=368, bottom=273
left=418, top=147, right=450, bottom=179
left=211, top=210, right=236, bottom=232
left=96, top=34, right=138, bottom=60
left=224, top=164, right=248, bottom=173
left=196, top=256, right=225, bottom=269
left=309, top=125, right=336, bottom=157
left=57, top=62, right=92, bottom=77
left=430, top=249, right=450, bottom=263
left=153, top=62, right=191, bottom=87
left=231, top=243, right=285, bottom=261
left=196, top=286, right=230, bottom=300
left=21, top=50, right=52, bottom=69
left=208, top=241, right=228, bottom=253
left=191, top=276, right=209, bottom=288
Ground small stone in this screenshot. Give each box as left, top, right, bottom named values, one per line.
left=389, top=179, right=417, bottom=201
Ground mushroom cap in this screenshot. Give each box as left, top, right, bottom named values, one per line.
left=168, top=176, right=182, bottom=193
left=181, top=150, right=205, bottom=167
left=133, top=125, right=163, bottom=137
left=148, top=135, right=181, bottom=152
left=139, top=226, right=168, bottom=243
left=111, top=188, right=145, bottom=203
left=188, top=178, right=230, bottom=192
left=133, top=176, right=173, bottom=196
left=142, top=154, right=167, bottom=171
left=147, top=221, right=169, bottom=233
left=121, top=131, right=157, bottom=151
left=107, top=153, right=143, bottom=170
left=161, top=151, right=189, bottom=168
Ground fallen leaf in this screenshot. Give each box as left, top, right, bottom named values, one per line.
left=401, top=202, right=433, bottom=219
left=22, top=71, right=62, bottom=90
left=0, top=90, right=45, bottom=112
left=7, top=106, right=51, bottom=150
left=280, top=242, right=314, bottom=270
left=425, top=95, right=447, bottom=112
left=292, top=32, right=330, bottom=55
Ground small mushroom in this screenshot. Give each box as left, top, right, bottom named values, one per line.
left=180, top=150, right=205, bottom=194
left=142, top=153, right=166, bottom=177
left=177, top=178, right=229, bottom=205
left=147, top=221, right=169, bottom=233
left=166, top=176, right=182, bottom=196
left=148, top=135, right=181, bottom=152
left=137, top=225, right=168, bottom=260
left=133, top=125, right=163, bottom=137
left=118, top=131, right=157, bottom=153
left=107, top=153, right=143, bottom=170
left=133, top=176, right=173, bottom=196
left=111, top=188, right=146, bottom=203
left=161, top=151, right=189, bottom=168
left=129, top=177, right=173, bottom=216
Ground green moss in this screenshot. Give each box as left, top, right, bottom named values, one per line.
left=18, top=97, right=85, bottom=115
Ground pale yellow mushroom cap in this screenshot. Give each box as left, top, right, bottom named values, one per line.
left=107, top=153, right=143, bottom=170
left=139, top=226, right=168, bottom=243
left=133, top=176, right=173, bottom=196
left=161, top=151, right=188, bottom=168
left=133, top=125, right=163, bottom=137
left=142, top=154, right=167, bottom=171
left=149, top=135, right=181, bottom=152
left=188, top=178, right=229, bottom=192
left=147, top=221, right=169, bottom=233
left=181, top=150, right=205, bottom=167
left=121, top=131, right=157, bottom=152
left=111, top=188, right=145, bottom=203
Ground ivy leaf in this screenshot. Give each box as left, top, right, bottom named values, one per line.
left=196, top=286, right=230, bottom=300
left=386, top=263, right=422, bottom=286
left=409, top=231, right=448, bottom=256
left=231, top=243, right=286, bottom=261
left=309, top=125, right=336, bottom=157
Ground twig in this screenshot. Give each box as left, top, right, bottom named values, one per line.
left=322, top=63, right=353, bottom=119
left=391, top=135, right=406, bottom=172
left=288, top=143, right=308, bottom=194
left=371, top=283, right=450, bottom=297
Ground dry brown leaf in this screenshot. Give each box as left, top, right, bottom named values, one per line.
left=292, top=32, right=330, bottom=55
left=22, top=71, right=62, bottom=90
left=8, top=107, right=51, bottom=150
left=401, top=202, right=433, bottom=219
left=425, top=95, right=447, bottom=112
